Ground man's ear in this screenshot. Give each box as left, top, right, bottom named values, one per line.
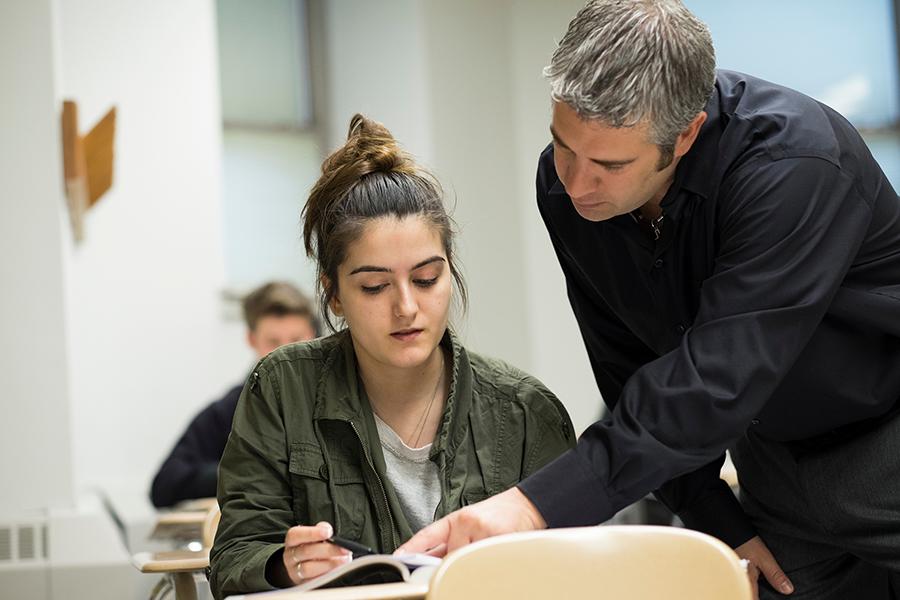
left=674, top=111, right=707, bottom=159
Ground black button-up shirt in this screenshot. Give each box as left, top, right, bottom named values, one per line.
left=518, top=70, right=900, bottom=548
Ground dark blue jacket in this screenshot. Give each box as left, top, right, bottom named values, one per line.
left=150, top=383, right=242, bottom=508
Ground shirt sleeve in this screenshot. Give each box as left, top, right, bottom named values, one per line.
left=517, top=224, right=755, bottom=546
left=520, top=155, right=872, bottom=541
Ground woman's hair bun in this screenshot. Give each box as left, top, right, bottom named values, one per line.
left=343, top=113, right=412, bottom=177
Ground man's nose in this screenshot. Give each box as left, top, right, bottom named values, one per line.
left=564, top=160, right=598, bottom=199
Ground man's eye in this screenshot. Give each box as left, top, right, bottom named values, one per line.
left=414, top=277, right=438, bottom=288
left=362, top=284, right=388, bottom=294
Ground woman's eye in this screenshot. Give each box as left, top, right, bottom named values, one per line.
left=361, top=284, right=388, bottom=294
left=414, top=277, right=438, bottom=288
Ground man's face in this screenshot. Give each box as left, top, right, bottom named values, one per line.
left=248, top=314, right=316, bottom=358
left=550, top=101, right=677, bottom=222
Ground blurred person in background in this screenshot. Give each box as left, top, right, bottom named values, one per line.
left=150, top=281, right=318, bottom=508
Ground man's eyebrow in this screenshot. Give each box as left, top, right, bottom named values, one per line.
left=549, top=126, right=637, bottom=168
left=348, top=256, right=445, bottom=276
left=549, top=126, right=571, bottom=151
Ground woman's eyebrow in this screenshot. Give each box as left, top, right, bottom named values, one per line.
left=349, top=256, right=445, bottom=276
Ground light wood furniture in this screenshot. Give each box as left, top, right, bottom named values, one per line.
left=133, top=501, right=220, bottom=600
left=425, top=525, right=752, bottom=600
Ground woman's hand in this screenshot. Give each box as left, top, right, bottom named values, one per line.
left=281, top=522, right=352, bottom=585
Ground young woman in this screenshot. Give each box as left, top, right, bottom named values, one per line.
left=209, top=115, right=575, bottom=599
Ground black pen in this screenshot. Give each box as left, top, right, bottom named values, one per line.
left=328, top=535, right=375, bottom=556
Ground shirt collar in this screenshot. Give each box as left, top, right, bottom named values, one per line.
left=671, top=82, right=722, bottom=203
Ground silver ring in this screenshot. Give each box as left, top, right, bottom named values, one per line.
left=291, top=547, right=300, bottom=565
left=296, top=562, right=304, bottom=580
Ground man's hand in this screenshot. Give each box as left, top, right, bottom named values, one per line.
left=395, top=487, right=546, bottom=556
left=736, top=535, right=794, bottom=598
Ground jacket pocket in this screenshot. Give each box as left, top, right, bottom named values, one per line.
left=289, top=442, right=368, bottom=539
left=461, top=490, right=489, bottom=506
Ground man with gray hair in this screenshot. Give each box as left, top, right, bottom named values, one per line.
left=400, top=1, right=900, bottom=598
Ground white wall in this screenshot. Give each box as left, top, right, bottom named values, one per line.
left=322, top=0, right=434, bottom=164
left=508, top=1, right=603, bottom=432
left=0, top=0, right=75, bottom=515
left=55, top=0, right=243, bottom=498
left=221, top=129, right=321, bottom=294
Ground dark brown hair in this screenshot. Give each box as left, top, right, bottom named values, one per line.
left=302, top=114, right=467, bottom=331
left=242, top=281, right=316, bottom=332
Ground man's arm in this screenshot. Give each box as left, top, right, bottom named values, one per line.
left=523, top=203, right=757, bottom=547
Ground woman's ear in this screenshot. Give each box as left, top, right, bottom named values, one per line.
left=322, top=275, right=342, bottom=316
left=330, top=295, right=343, bottom=317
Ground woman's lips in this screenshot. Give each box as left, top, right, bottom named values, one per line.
left=391, top=329, right=423, bottom=342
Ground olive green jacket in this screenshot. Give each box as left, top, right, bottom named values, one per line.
left=209, top=330, right=574, bottom=599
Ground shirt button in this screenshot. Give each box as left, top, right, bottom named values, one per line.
left=751, top=419, right=760, bottom=426
left=654, top=259, right=664, bottom=269
left=674, top=324, right=686, bottom=335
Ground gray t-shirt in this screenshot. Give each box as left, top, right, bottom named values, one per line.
left=373, top=414, right=441, bottom=532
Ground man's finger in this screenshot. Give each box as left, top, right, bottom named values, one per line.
left=759, top=561, right=794, bottom=595
left=395, top=516, right=450, bottom=555
left=447, top=511, right=477, bottom=553
left=745, top=561, right=759, bottom=600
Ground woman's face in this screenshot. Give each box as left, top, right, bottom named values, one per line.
left=330, top=215, right=451, bottom=372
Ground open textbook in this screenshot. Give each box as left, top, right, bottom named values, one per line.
left=225, top=553, right=440, bottom=599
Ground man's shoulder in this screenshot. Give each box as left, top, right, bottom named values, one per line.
left=714, top=70, right=844, bottom=166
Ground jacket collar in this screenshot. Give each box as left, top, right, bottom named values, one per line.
left=312, top=329, right=473, bottom=456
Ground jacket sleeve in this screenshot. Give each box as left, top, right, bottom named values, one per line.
left=520, top=155, right=870, bottom=545
left=209, top=367, right=295, bottom=600
left=516, top=375, right=577, bottom=478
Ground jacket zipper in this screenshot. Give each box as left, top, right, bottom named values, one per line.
left=349, top=420, right=397, bottom=551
